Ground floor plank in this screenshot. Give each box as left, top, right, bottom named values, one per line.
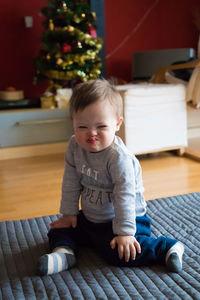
left=0, top=152, right=199, bottom=221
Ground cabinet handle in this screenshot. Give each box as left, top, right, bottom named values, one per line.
left=15, top=118, right=67, bottom=126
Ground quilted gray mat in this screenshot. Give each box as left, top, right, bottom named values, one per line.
left=0, top=192, right=200, bottom=300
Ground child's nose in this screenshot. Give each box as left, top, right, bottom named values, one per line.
left=88, top=128, right=97, bottom=136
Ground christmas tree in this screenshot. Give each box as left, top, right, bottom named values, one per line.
left=34, top=0, right=103, bottom=91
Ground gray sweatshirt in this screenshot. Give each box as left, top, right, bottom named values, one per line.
left=60, top=135, right=147, bottom=236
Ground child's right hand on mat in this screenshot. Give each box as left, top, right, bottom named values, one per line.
left=50, top=215, right=77, bottom=229
left=110, top=235, right=141, bottom=262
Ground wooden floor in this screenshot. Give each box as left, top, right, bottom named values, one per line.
left=0, top=152, right=199, bottom=222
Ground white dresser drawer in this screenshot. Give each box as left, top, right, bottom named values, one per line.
left=0, top=108, right=73, bottom=147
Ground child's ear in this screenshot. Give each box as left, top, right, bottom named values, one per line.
left=116, top=117, right=123, bottom=131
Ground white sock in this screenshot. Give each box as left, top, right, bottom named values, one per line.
left=37, top=246, right=76, bottom=276
left=165, top=241, right=184, bottom=272
left=53, top=247, right=74, bottom=255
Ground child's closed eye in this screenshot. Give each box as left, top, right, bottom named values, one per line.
left=78, top=126, right=87, bottom=129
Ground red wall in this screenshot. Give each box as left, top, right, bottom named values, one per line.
left=0, top=0, right=200, bottom=98
left=105, top=0, right=200, bottom=81
left=0, top=0, right=47, bottom=98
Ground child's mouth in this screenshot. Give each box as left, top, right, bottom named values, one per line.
left=87, top=138, right=97, bottom=144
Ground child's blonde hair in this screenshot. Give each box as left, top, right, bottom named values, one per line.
left=69, top=79, right=123, bottom=119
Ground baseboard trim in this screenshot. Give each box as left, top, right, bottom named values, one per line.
left=0, top=142, right=68, bottom=160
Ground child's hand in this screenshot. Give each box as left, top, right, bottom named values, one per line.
left=50, top=215, right=77, bottom=229
left=110, top=235, right=141, bottom=262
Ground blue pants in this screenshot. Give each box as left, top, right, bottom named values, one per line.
left=48, top=211, right=177, bottom=267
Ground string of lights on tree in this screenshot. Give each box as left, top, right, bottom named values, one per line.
left=34, top=0, right=103, bottom=90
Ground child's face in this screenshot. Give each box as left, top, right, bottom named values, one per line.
left=73, top=98, right=123, bottom=152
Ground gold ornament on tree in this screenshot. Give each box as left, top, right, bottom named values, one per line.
left=77, top=41, right=82, bottom=48
left=73, top=14, right=81, bottom=23
left=63, top=2, right=67, bottom=12
left=49, top=19, right=54, bottom=31
left=56, top=58, right=63, bottom=65
left=67, top=25, right=75, bottom=32
left=92, top=12, right=96, bottom=19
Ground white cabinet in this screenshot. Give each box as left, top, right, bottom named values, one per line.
left=117, top=84, right=187, bottom=155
